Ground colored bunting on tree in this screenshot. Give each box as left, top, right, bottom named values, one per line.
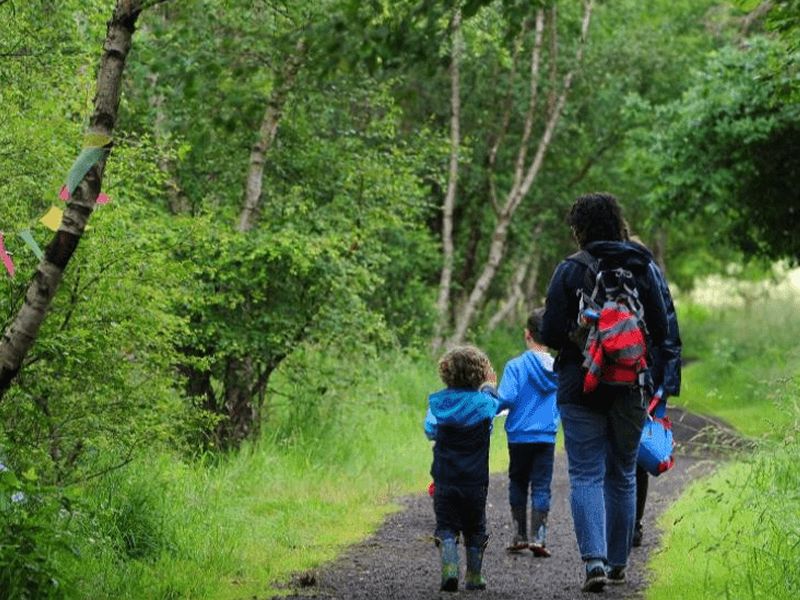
left=83, top=132, right=112, bottom=148
left=18, top=229, right=44, bottom=260
left=40, top=206, right=64, bottom=231
left=60, top=146, right=108, bottom=200
left=59, top=132, right=111, bottom=201
left=1, top=131, right=114, bottom=279
left=0, top=232, right=15, bottom=278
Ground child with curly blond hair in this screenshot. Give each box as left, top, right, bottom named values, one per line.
left=424, top=345, right=499, bottom=592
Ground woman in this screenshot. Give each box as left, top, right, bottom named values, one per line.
left=540, top=193, right=669, bottom=592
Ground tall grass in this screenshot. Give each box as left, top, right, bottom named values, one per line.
left=673, top=296, right=800, bottom=437
left=648, top=293, right=800, bottom=599
left=60, top=346, right=511, bottom=599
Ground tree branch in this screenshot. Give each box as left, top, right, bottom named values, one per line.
left=432, top=6, right=463, bottom=352
left=510, top=9, right=545, bottom=200
left=565, top=134, right=620, bottom=189
left=512, top=0, right=594, bottom=214
left=487, top=17, right=531, bottom=171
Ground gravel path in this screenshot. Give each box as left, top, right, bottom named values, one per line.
left=274, top=407, right=732, bottom=599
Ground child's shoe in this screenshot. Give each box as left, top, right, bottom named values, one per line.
left=529, top=509, right=551, bottom=557
left=437, top=537, right=459, bottom=592
left=465, top=545, right=486, bottom=590
left=506, top=505, right=528, bottom=552
left=581, top=559, right=607, bottom=593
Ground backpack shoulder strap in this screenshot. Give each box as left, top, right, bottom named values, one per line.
left=567, top=249, right=595, bottom=268
left=568, top=250, right=601, bottom=296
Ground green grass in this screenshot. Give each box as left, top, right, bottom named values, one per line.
left=647, top=294, right=800, bottom=599
left=648, top=431, right=800, bottom=599
left=671, top=299, right=800, bottom=437
left=65, top=347, right=512, bottom=599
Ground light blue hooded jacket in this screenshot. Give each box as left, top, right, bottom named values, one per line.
left=497, top=351, right=559, bottom=444
left=424, top=387, right=499, bottom=441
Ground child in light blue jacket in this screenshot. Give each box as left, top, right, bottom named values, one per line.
left=497, top=308, right=559, bottom=557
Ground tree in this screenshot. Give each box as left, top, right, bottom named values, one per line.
left=238, top=36, right=306, bottom=232
left=649, top=32, right=800, bottom=260
left=432, top=7, right=464, bottom=351
left=445, top=0, right=594, bottom=346
left=0, top=0, right=166, bottom=400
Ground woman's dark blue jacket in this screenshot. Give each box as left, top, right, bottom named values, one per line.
left=540, top=240, right=674, bottom=407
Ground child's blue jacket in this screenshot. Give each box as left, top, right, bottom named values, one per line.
left=424, top=387, right=498, bottom=487
left=424, top=387, right=499, bottom=441
left=497, top=351, right=559, bottom=444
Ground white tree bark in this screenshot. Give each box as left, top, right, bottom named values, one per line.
left=487, top=223, right=543, bottom=331
left=447, top=0, right=594, bottom=346
left=431, top=7, right=463, bottom=352
left=0, top=0, right=161, bottom=399
left=237, top=37, right=306, bottom=232
left=487, top=258, right=530, bottom=332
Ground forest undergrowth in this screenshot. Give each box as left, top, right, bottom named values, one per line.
left=648, top=293, right=800, bottom=599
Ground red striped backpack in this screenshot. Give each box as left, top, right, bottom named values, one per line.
left=571, top=251, right=649, bottom=394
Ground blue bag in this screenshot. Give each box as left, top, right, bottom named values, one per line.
left=637, top=414, right=675, bottom=476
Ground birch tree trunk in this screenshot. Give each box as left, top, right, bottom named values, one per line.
left=431, top=7, right=463, bottom=352
left=209, top=37, right=307, bottom=447
left=447, top=0, right=594, bottom=347
left=523, top=250, right=542, bottom=313
left=487, top=258, right=530, bottom=332
left=149, top=71, right=190, bottom=214
left=487, top=224, right=543, bottom=331
left=0, top=0, right=160, bottom=400
left=237, top=37, right=306, bottom=232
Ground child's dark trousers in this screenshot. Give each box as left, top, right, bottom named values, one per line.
left=434, top=483, right=489, bottom=547
left=507, top=442, right=555, bottom=511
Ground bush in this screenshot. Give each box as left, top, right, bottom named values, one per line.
left=0, top=463, right=75, bottom=599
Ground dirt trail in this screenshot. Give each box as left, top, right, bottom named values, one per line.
left=275, top=407, right=735, bottom=599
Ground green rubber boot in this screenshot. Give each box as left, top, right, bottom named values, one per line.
left=465, top=545, right=487, bottom=590
left=437, top=537, right=459, bottom=592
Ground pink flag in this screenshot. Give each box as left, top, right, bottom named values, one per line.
left=0, top=232, right=15, bottom=278
left=96, top=192, right=110, bottom=205
left=59, top=185, right=70, bottom=201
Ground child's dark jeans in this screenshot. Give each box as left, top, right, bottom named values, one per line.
left=434, top=483, right=489, bottom=547
left=508, top=442, right=555, bottom=511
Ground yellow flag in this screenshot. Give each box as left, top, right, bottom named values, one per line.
left=83, top=132, right=112, bottom=148
left=39, top=206, right=63, bottom=231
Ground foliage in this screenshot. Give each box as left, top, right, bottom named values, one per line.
left=649, top=281, right=800, bottom=599
left=647, top=32, right=800, bottom=261
left=650, top=411, right=800, bottom=599
left=0, top=461, right=76, bottom=600
left=0, top=169, right=189, bottom=484
left=2, top=0, right=798, bottom=596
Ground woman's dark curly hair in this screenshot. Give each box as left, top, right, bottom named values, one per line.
left=567, top=192, right=629, bottom=247
left=438, top=345, right=492, bottom=390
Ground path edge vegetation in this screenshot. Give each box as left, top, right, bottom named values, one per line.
left=645, top=289, right=800, bottom=600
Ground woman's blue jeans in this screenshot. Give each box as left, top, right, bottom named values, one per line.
left=559, top=386, right=646, bottom=568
